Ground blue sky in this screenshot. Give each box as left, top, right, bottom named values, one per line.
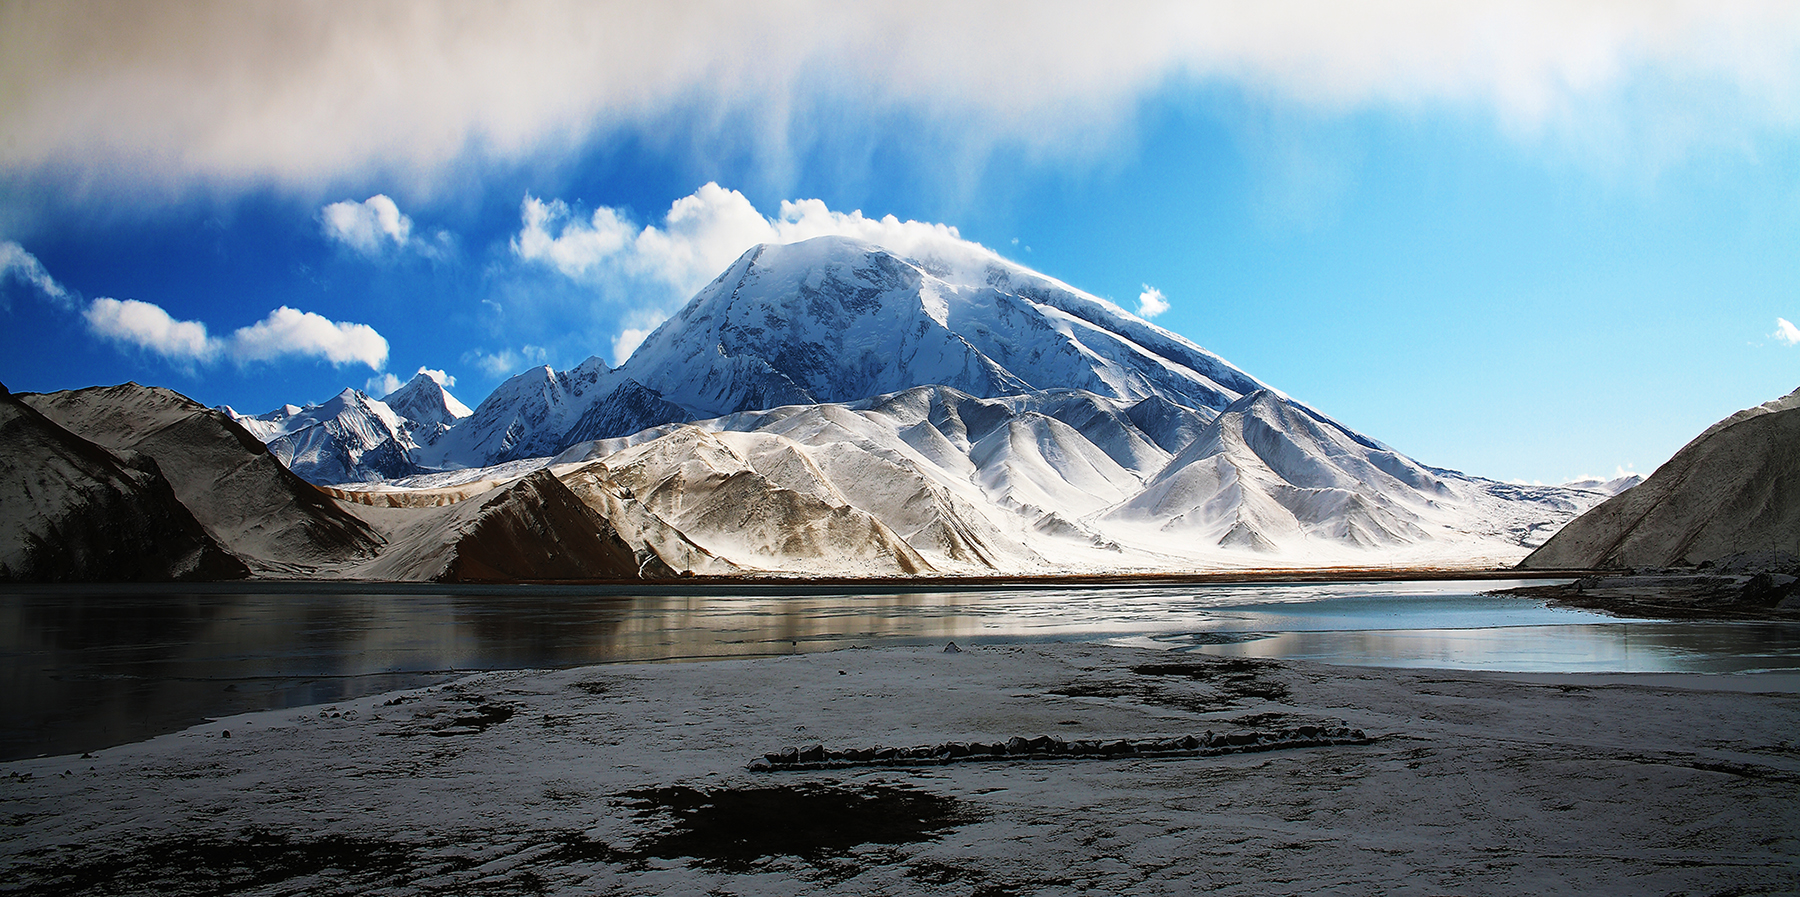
left=4, top=3, right=1800, bottom=483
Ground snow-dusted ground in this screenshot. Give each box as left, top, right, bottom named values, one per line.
left=6, top=644, right=1797, bottom=896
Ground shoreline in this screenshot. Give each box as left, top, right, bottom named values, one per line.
left=0, top=565, right=1581, bottom=596
left=4, top=643, right=1797, bottom=895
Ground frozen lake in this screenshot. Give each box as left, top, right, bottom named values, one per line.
left=6, top=579, right=1800, bottom=760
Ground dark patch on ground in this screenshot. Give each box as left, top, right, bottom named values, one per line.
left=751, top=727, right=1369, bottom=771
left=381, top=695, right=518, bottom=738
left=2, top=829, right=422, bottom=897
left=429, top=702, right=515, bottom=736
left=617, top=781, right=976, bottom=871
left=569, top=680, right=609, bottom=696
left=1132, top=657, right=1294, bottom=704
left=906, top=858, right=1073, bottom=895
left=1046, top=657, right=1295, bottom=715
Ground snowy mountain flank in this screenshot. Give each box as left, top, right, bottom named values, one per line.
left=6, top=235, right=1627, bottom=580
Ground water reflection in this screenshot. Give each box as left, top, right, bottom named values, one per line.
left=5, top=579, right=1799, bottom=761
left=1147, top=624, right=1800, bottom=674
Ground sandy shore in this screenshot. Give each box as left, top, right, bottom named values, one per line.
left=4, top=644, right=1798, bottom=896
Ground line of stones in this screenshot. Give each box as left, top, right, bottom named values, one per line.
left=747, top=725, right=1371, bottom=771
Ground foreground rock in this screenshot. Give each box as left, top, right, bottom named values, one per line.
left=4, top=644, right=1796, bottom=895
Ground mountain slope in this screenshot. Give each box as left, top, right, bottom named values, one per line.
left=418, top=359, right=690, bottom=470
left=0, top=385, right=246, bottom=582
left=350, top=469, right=643, bottom=582
left=1107, top=391, right=1440, bottom=551
left=1522, top=388, right=1800, bottom=569
left=592, top=426, right=934, bottom=576
left=22, top=383, right=383, bottom=574
left=262, top=389, right=418, bottom=484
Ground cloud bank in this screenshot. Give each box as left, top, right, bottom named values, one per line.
left=6, top=2, right=1798, bottom=192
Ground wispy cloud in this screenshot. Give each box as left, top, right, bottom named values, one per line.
left=1775, top=317, right=1800, bottom=345
left=85, top=299, right=389, bottom=371
left=0, top=241, right=73, bottom=310
left=611, top=328, right=651, bottom=367
left=462, top=345, right=549, bottom=380
left=1136, top=285, right=1170, bottom=319
left=415, top=367, right=454, bottom=388
left=366, top=372, right=405, bottom=396
left=367, top=366, right=455, bottom=398
left=7, top=3, right=1798, bottom=193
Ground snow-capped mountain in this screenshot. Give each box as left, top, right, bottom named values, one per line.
left=622, top=236, right=1267, bottom=418
left=227, top=389, right=419, bottom=484
left=381, top=369, right=472, bottom=442
left=212, top=232, right=1620, bottom=573
left=224, top=373, right=482, bottom=484
left=537, top=383, right=1610, bottom=573
left=414, top=358, right=689, bottom=470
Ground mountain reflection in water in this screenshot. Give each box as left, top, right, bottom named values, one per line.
left=5, top=579, right=1799, bottom=761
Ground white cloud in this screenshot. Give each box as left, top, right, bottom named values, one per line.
left=1775, top=317, right=1800, bottom=345
left=0, top=241, right=73, bottom=309
left=416, top=366, right=454, bottom=388
left=5, top=240, right=388, bottom=371
left=7, top=3, right=1798, bottom=193
left=228, top=306, right=388, bottom=369
left=85, top=297, right=214, bottom=361
left=367, top=372, right=405, bottom=396
left=611, top=328, right=651, bottom=366
left=320, top=195, right=450, bottom=260
left=85, top=297, right=387, bottom=370
left=1137, top=285, right=1171, bottom=319
left=321, top=195, right=411, bottom=256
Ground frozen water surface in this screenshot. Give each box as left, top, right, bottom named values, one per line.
left=5, top=579, right=1799, bottom=759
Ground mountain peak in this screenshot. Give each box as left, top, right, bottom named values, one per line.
left=384, top=370, right=473, bottom=424
left=613, top=233, right=1267, bottom=420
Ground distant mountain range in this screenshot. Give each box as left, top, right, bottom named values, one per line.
left=132, top=234, right=1626, bottom=577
